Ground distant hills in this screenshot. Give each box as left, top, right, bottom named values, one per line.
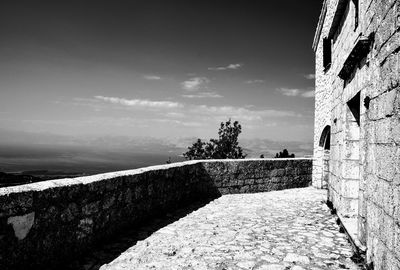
left=0, top=172, right=42, bottom=187
left=0, top=171, right=88, bottom=187
left=0, top=130, right=313, bottom=184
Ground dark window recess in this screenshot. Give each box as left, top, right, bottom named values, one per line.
left=338, top=35, right=373, bottom=80
left=328, top=0, right=349, bottom=42
left=323, top=38, right=332, bottom=71
left=319, top=125, right=331, bottom=150
left=347, top=92, right=360, bottom=126
left=352, top=0, right=359, bottom=30
left=364, top=96, right=371, bottom=110
left=324, top=134, right=331, bottom=150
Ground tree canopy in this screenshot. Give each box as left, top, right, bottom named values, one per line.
left=183, top=119, right=246, bottom=160
left=275, top=149, right=295, bottom=158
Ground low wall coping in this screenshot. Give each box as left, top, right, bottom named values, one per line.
left=0, top=158, right=313, bottom=196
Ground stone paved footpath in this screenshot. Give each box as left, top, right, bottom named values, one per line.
left=100, top=187, right=361, bottom=270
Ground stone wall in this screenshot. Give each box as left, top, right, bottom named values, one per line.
left=0, top=158, right=312, bottom=269
left=203, top=159, right=312, bottom=194
left=313, top=0, right=335, bottom=189
left=313, top=0, right=400, bottom=268
left=362, top=1, right=400, bottom=268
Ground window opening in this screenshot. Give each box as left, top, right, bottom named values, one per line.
left=323, top=38, right=332, bottom=71
left=347, top=92, right=360, bottom=126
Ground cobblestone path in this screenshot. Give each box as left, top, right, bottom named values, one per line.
left=99, top=187, right=361, bottom=270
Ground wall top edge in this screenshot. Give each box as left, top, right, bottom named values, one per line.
left=312, top=0, right=328, bottom=51
left=0, top=158, right=313, bottom=196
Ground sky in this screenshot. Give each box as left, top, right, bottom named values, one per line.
left=0, top=0, right=322, bottom=149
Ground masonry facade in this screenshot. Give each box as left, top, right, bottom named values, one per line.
left=313, top=0, right=400, bottom=268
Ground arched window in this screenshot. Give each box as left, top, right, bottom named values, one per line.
left=319, top=125, right=331, bottom=150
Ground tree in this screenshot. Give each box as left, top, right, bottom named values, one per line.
left=183, top=139, right=206, bottom=160
left=183, top=119, right=246, bottom=160
left=275, top=149, right=295, bottom=158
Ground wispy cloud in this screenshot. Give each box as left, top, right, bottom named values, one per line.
left=301, top=90, right=315, bottom=98
left=181, top=77, right=210, bottom=91
left=165, top=112, right=186, bottom=118
left=95, top=96, right=182, bottom=109
left=192, top=105, right=301, bottom=121
left=182, top=92, right=222, bottom=99
left=152, top=119, right=204, bottom=127
left=304, top=74, right=315, bottom=80
left=144, top=75, right=162, bottom=80
left=277, top=88, right=315, bottom=98
left=208, top=63, right=242, bottom=71
left=245, top=79, right=265, bottom=84
left=277, top=88, right=301, bottom=96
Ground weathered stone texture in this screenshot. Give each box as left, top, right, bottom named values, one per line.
left=100, top=188, right=360, bottom=270
left=313, top=0, right=400, bottom=268
left=0, top=158, right=312, bottom=269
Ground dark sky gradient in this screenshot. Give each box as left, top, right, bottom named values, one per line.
left=0, top=1, right=323, bottom=145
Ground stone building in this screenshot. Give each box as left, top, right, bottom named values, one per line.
left=312, top=0, right=400, bottom=268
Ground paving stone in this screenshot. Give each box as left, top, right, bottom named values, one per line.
left=291, top=266, right=306, bottom=270
left=76, top=187, right=360, bottom=270
left=283, top=253, right=310, bottom=264
left=256, top=264, right=286, bottom=270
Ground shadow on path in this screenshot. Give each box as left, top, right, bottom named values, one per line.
left=65, top=199, right=215, bottom=270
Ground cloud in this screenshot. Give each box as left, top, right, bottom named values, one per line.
left=301, top=90, right=315, bottom=98
left=165, top=112, right=186, bottom=118
left=208, top=63, right=243, bottom=71
left=304, top=74, right=315, bottom=80
left=277, top=88, right=315, bottom=98
left=72, top=97, right=110, bottom=111
left=94, top=96, right=183, bottom=109
left=277, top=88, right=301, bottom=96
left=182, top=92, right=223, bottom=98
left=144, top=75, right=162, bottom=80
left=192, top=105, right=301, bottom=121
left=245, top=79, right=265, bottom=84
left=152, top=119, right=204, bottom=127
left=181, top=77, right=210, bottom=91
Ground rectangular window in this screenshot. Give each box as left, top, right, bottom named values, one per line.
left=347, top=92, right=360, bottom=126
left=323, top=38, right=332, bottom=71
left=352, top=0, right=359, bottom=30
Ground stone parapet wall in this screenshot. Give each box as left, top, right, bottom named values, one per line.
left=203, top=159, right=312, bottom=194
left=0, top=158, right=312, bottom=269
